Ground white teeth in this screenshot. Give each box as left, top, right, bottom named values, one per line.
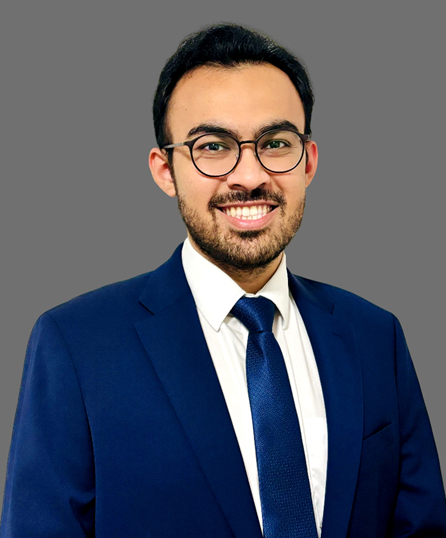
left=223, top=204, right=273, bottom=220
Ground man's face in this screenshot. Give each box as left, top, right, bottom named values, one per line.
left=153, top=63, right=317, bottom=272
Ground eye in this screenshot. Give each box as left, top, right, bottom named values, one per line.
left=193, top=133, right=237, bottom=155
left=262, top=139, right=289, bottom=150
left=201, top=142, right=228, bottom=152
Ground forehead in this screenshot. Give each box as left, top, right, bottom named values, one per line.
left=167, top=63, right=305, bottom=139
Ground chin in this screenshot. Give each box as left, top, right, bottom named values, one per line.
left=190, top=227, right=291, bottom=272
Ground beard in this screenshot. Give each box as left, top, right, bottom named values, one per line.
left=176, top=187, right=305, bottom=274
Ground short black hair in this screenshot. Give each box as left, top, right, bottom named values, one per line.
left=152, top=23, right=314, bottom=150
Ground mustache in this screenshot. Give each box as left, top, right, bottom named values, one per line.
left=209, top=188, right=285, bottom=209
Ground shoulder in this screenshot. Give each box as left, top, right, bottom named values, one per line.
left=30, top=244, right=187, bottom=347
left=33, top=244, right=186, bottom=343
left=291, top=274, right=398, bottom=335
left=51, top=270, right=152, bottom=314
left=301, top=275, right=389, bottom=312
left=290, top=275, right=406, bottom=366
left=37, top=270, right=155, bottom=339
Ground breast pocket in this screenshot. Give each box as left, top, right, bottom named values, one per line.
left=349, top=422, right=399, bottom=535
left=360, top=422, right=397, bottom=470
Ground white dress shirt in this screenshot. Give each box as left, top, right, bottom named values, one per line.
left=182, top=238, right=327, bottom=536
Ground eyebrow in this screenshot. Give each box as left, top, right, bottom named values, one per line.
left=186, top=120, right=302, bottom=140
left=187, top=124, right=239, bottom=139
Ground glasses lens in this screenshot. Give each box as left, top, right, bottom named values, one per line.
left=257, top=130, right=304, bottom=173
left=192, top=134, right=239, bottom=176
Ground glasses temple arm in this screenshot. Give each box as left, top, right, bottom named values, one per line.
left=162, top=142, right=186, bottom=149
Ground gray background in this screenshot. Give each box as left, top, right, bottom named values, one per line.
left=1, top=2, right=445, bottom=510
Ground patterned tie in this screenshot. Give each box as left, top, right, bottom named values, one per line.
left=231, top=296, right=318, bottom=538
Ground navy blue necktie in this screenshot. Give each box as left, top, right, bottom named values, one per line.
left=231, top=296, right=318, bottom=538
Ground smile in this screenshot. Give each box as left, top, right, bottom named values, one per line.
left=217, top=204, right=276, bottom=221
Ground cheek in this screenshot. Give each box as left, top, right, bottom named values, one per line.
left=279, top=176, right=306, bottom=205
left=176, top=176, right=215, bottom=212
left=174, top=162, right=223, bottom=208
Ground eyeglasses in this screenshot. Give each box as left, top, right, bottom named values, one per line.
left=163, top=129, right=311, bottom=178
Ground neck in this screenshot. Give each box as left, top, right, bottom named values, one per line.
left=222, top=256, right=283, bottom=294
left=188, top=237, right=283, bottom=294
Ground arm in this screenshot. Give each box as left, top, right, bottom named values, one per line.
left=0, top=313, right=95, bottom=537
left=392, top=315, right=446, bottom=536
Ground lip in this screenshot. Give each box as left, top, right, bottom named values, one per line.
left=216, top=201, right=277, bottom=209
left=216, top=204, right=278, bottom=230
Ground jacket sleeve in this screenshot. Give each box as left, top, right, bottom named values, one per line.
left=0, top=313, right=95, bottom=537
left=392, top=315, right=446, bottom=536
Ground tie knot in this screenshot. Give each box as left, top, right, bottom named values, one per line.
left=231, top=296, right=276, bottom=333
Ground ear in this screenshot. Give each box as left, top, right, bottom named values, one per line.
left=304, top=140, right=318, bottom=188
left=149, top=148, right=177, bottom=197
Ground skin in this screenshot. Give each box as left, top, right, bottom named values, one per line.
left=149, top=63, right=318, bottom=293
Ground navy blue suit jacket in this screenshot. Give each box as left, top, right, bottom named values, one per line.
left=1, top=244, right=446, bottom=537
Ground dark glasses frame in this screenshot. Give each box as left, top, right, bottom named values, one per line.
left=162, top=129, right=311, bottom=178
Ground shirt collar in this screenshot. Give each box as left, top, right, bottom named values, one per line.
left=182, top=237, right=291, bottom=331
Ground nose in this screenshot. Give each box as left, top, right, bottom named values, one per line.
left=225, top=143, right=271, bottom=191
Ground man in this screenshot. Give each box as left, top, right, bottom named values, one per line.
left=1, top=23, right=445, bottom=538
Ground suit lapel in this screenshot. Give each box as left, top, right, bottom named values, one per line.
left=134, top=246, right=362, bottom=538
left=135, top=246, right=262, bottom=538
left=289, top=273, right=363, bottom=538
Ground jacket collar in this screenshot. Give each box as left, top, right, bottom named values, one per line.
left=138, top=243, right=190, bottom=315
